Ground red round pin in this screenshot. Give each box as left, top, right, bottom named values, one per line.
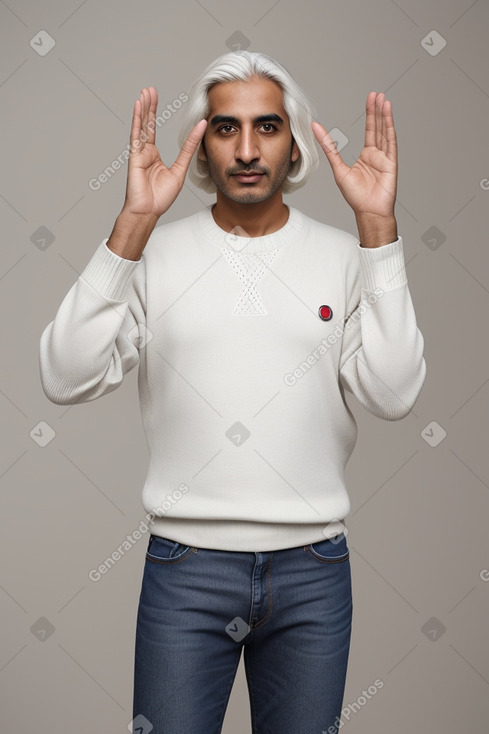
left=318, top=305, right=333, bottom=321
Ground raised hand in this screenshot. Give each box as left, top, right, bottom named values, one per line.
left=121, top=86, right=207, bottom=218
left=312, top=92, right=397, bottom=221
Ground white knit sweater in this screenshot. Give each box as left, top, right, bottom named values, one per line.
left=39, top=205, right=426, bottom=551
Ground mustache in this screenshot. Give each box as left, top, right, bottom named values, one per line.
left=228, top=166, right=268, bottom=175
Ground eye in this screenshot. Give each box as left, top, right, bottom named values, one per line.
left=260, top=123, right=278, bottom=132
left=217, top=124, right=236, bottom=134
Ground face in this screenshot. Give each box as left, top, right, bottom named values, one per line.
left=198, top=76, right=300, bottom=204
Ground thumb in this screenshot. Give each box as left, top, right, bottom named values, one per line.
left=170, top=119, right=208, bottom=181
left=311, top=121, right=349, bottom=181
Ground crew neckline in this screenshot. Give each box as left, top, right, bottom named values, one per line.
left=198, top=203, right=304, bottom=253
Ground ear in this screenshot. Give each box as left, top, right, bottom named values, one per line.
left=291, top=138, right=300, bottom=163
left=197, top=136, right=207, bottom=162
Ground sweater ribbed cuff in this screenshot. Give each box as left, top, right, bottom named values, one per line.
left=79, top=239, right=141, bottom=301
left=356, top=236, right=407, bottom=292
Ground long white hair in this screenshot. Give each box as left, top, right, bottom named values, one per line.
left=177, top=50, right=319, bottom=194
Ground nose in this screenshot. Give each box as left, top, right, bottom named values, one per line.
left=235, top=127, right=260, bottom=165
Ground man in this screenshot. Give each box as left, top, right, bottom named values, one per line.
left=39, top=51, right=426, bottom=734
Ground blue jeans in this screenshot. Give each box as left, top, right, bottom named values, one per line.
left=132, top=532, right=353, bottom=734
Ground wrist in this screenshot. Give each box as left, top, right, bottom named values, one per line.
left=355, top=213, right=397, bottom=248
left=107, top=210, right=159, bottom=260
left=117, top=208, right=159, bottom=230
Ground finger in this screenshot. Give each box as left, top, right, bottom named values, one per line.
left=364, top=91, right=377, bottom=148
left=140, top=87, right=149, bottom=143
left=382, top=98, right=397, bottom=162
left=170, top=119, right=208, bottom=180
left=129, top=94, right=143, bottom=153
left=311, top=121, right=350, bottom=181
left=144, top=86, right=158, bottom=146
left=375, top=93, right=384, bottom=150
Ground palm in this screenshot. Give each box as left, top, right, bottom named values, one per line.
left=312, top=92, right=397, bottom=219
left=335, top=144, right=397, bottom=217
left=126, top=143, right=182, bottom=217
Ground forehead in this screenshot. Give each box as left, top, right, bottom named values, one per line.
left=207, top=76, right=287, bottom=118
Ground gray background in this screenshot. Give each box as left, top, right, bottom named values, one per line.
left=1, top=0, right=488, bottom=731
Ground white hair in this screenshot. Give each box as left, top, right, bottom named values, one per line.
left=177, top=50, right=320, bottom=194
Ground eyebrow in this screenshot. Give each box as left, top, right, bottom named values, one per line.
left=209, top=113, right=284, bottom=127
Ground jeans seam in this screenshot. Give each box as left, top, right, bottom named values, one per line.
left=249, top=553, right=274, bottom=631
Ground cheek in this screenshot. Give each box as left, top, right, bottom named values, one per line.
left=273, top=141, right=296, bottom=165
left=204, top=143, right=229, bottom=165
left=270, top=136, right=293, bottom=154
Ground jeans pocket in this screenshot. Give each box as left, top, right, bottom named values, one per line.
left=145, top=534, right=192, bottom=564
left=306, top=533, right=350, bottom=563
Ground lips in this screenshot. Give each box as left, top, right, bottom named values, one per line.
left=233, top=172, right=264, bottom=182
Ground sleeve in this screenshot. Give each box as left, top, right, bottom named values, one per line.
left=39, top=239, right=147, bottom=405
left=339, top=235, right=426, bottom=420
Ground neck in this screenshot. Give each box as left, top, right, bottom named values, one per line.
left=211, top=189, right=289, bottom=237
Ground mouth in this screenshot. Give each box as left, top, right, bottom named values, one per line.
left=233, top=172, right=265, bottom=183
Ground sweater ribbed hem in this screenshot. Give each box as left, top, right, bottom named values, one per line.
left=198, top=204, right=304, bottom=253
left=79, top=239, right=141, bottom=301
left=146, top=516, right=348, bottom=552
left=357, top=236, right=407, bottom=292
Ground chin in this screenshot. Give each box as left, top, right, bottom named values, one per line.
left=231, top=194, right=272, bottom=205
left=225, top=185, right=275, bottom=205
